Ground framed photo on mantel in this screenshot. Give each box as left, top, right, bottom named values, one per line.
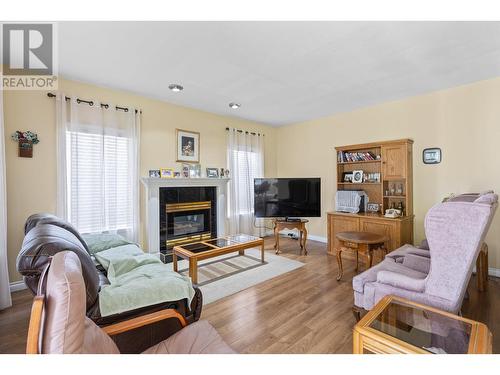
left=176, top=129, right=200, bottom=163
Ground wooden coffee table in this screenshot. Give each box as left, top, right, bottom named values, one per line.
left=335, top=231, right=387, bottom=281
left=172, top=234, right=264, bottom=284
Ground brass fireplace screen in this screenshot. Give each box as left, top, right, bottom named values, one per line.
left=165, top=201, right=212, bottom=249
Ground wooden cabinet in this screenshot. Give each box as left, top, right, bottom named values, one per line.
left=327, top=212, right=414, bottom=259
left=381, top=144, right=407, bottom=179
left=331, top=139, right=414, bottom=265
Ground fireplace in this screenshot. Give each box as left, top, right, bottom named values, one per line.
left=160, top=186, right=217, bottom=262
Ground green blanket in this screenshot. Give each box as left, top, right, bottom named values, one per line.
left=95, top=245, right=195, bottom=317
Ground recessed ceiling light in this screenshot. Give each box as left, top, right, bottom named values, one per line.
left=168, top=84, right=183, bottom=92
left=229, top=102, right=241, bottom=109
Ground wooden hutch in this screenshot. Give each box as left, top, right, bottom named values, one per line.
left=327, top=139, right=414, bottom=258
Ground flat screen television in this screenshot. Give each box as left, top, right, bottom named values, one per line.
left=254, top=178, right=321, bottom=218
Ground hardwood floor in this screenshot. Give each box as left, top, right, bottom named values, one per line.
left=1, top=237, right=499, bottom=354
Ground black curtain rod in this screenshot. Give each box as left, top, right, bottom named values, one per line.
left=47, top=93, right=142, bottom=114
left=225, top=127, right=263, bottom=136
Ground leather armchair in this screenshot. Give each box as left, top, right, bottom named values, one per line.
left=17, top=213, right=203, bottom=352
left=26, top=251, right=234, bottom=354
left=352, top=192, right=498, bottom=319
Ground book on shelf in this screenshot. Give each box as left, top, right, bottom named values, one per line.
left=337, top=151, right=379, bottom=163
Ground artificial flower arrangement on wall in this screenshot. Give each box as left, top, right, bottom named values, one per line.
left=11, top=130, right=40, bottom=158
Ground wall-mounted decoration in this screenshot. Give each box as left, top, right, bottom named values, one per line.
left=423, top=148, right=441, bottom=164
left=11, top=131, right=40, bottom=158
left=176, top=129, right=200, bottom=163
left=160, top=168, right=174, bottom=178
left=149, top=169, right=160, bottom=178
left=206, top=168, right=219, bottom=178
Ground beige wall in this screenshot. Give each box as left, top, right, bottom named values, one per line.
left=276, top=77, right=500, bottom=269
left=3, top=79, right=277, bottom=283
left=5, top=76, right=500, bottom=283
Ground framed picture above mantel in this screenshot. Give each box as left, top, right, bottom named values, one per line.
left=176, top=129, right=200, bottom=163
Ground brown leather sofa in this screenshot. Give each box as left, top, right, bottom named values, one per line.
left=17, top=213, right=203, bottom=353
left=26, top=251, right=234, bottom=354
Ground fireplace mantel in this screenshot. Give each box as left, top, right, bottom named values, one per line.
left=141, top=177, right=230, bottom=254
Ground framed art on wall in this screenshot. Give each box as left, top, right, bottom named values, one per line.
left=423, top=148, right=441, bottom=164
left=176, top=129, right=200, bottom=163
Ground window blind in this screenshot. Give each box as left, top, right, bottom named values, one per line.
left=67, top=130, right=132, bottom=234
left=231, top=149, right=261, bottom=215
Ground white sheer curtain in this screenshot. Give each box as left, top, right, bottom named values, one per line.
left=0, top=87, right=12, bottom=310
left=227, top=129, right=264, bottom=236
left=56, top=93, right=140, bottom=242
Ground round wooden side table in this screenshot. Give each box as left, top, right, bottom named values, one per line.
left=273, top=219, right=309, bottom=255
left=335, top=231, right=387, bottom=281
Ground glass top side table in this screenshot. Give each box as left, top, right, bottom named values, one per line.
left=353, top=295, right=492, bottom=354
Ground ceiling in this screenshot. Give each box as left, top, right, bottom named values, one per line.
left=59, top=21, right=500, bottom=126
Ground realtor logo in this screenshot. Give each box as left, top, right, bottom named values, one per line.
left=1, top=22, right=58, bottom=90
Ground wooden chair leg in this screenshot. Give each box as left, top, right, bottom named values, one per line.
left=336, top=247, right=343, bottom=281
left=477, top=254, right=485, bottom=292
left=352, top=306, right=364, bottom=322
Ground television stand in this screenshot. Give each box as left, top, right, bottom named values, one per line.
left=273, top=218, right=309, bottom=256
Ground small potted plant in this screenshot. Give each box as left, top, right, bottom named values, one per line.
left=11, top=131, right=40, bottom=158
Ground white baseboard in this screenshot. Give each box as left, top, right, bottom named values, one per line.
left=307, top=234, right=327, bottom=243
left=9, top=280, right=27, bottom=293
left=488, top=267, right=500, bottom=278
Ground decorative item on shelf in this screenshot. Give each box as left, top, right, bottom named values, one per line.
left=384, top=208, right=402, bottom=218
left=423, top=147, right=441, bottom=164
left=176, top=129, right=200, bottom=163
left=397, top=201, right=404, bottom=215
left=225, top=169, right=230, bottom=178
left=174, top=172, right=181, bottom=178
left=390, top=184, right=396, bottom=196
left=206, top=167, right=219, bottom=178
left=148, top=169, right=160, bottom=178
left=342, top=172, right=353, bottom=182
left=352, top=170, right=363, bottom=183
left=396, top=183, right=403, bottom=195
left=11, top=130, right=40, bottom=158
left=160, top=168, right=174, bottom=178
left=367, top=203, right=380, bottom=213
left=189, top=164, right=201, bottom=178
left=182, top=164, right=190, bottom=178
left=220, top=168, right=225, bottom=178
left=364, top=172, right=380, bottom=183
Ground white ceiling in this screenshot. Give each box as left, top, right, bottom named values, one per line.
left=59, top=21, right=500, bottom=126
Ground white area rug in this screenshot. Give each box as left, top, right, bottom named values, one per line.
left=165, top=248, right=304, bottom=304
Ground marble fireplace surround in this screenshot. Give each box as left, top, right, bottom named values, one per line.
left=141, top=177, right=230, bottom=254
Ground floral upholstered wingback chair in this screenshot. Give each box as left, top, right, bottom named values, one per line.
left=352, top=192, right=498, bottom=319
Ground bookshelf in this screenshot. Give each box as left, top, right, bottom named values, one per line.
left=335, top=139, right=413, bottom=216
left=327, top=139, right=414, bottom=258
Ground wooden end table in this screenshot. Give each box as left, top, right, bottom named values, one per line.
left=335, top=231, right=387, bottom=281
left=172, top=234, right=264, bottom=285
left=273, top=219, right=308, bottom=255
left=353, top=295, right=492, bottom=354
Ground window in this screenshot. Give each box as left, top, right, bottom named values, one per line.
left=66, top=130, right=132, bottom=234
left=231, top=149, right=261, bottom=215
